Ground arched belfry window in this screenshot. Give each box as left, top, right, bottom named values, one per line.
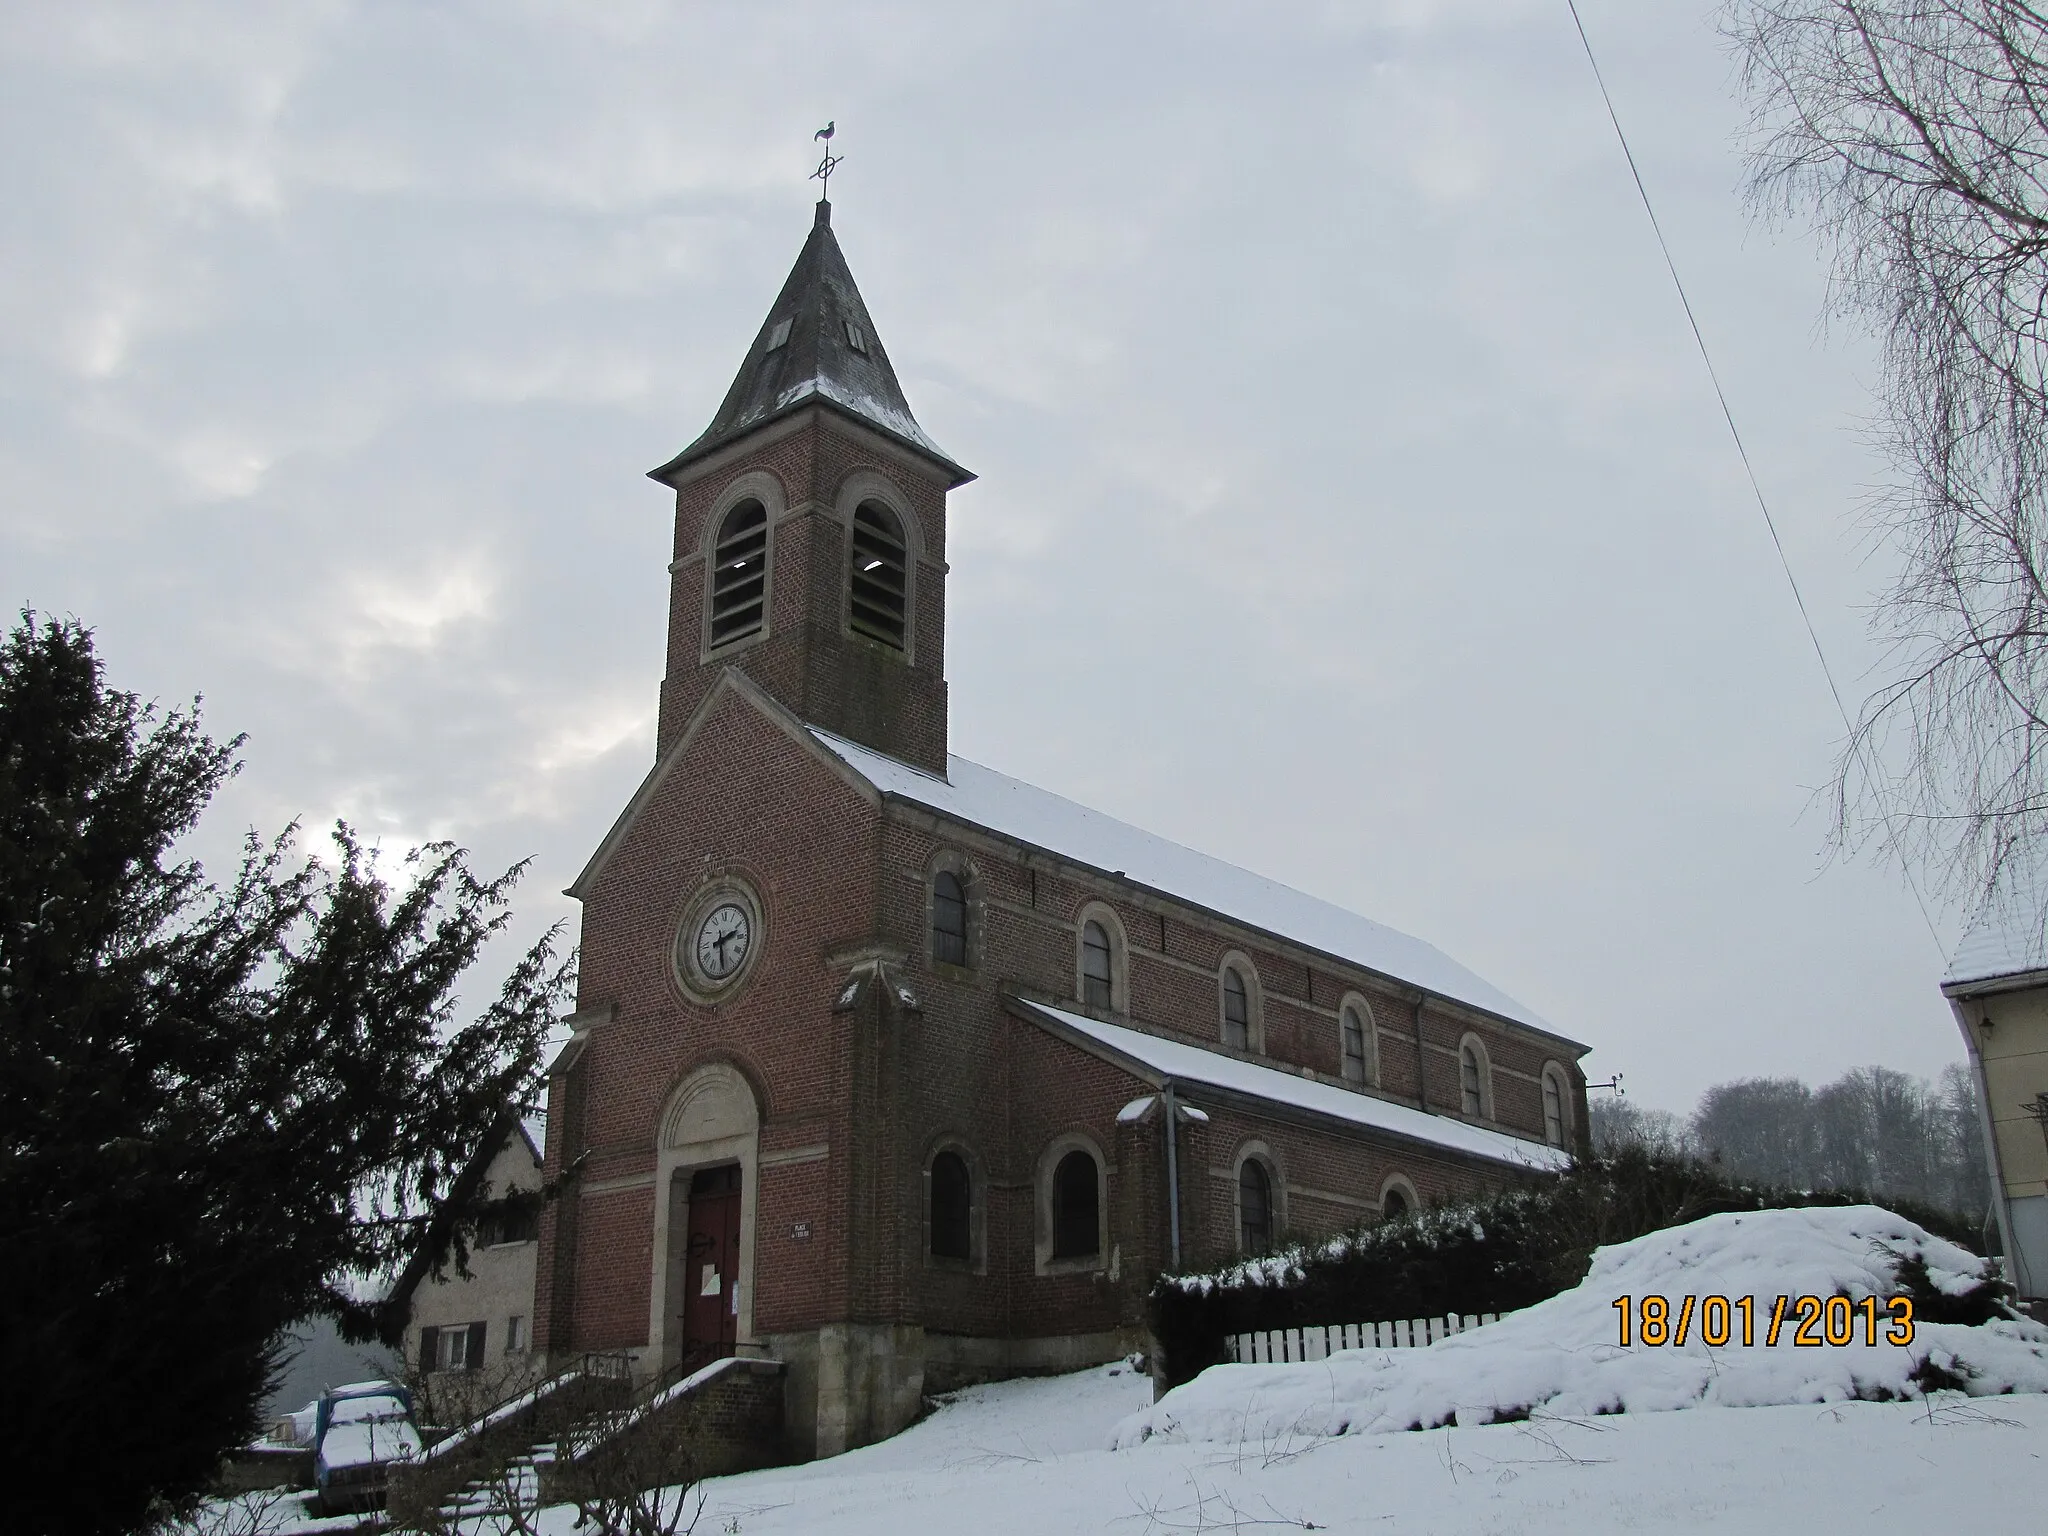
left=932, top=870, right=968, bottom=968
left=709, top=500, right=769, bottom=648
left=1222, top=967, right=1251, bottom=1050
left=848, top=501, right=908, bottom=649
left=1238, top=1158, right=1274, bottom=1254
left=1051, top=1149, right=1100, bottom=1260
left=1081, top=921, right=1114, bottom=1009
left=929, top=1150, right=971, bottom=1261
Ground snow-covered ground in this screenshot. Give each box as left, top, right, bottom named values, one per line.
left=696, top=1382, right=2048, bottom=1535
left=189, top=1364, right=2048, bottom=1535
left=1121, top=1206, right=2048, bottom=1446
left=186, top=1207, right=2048, bottom=1534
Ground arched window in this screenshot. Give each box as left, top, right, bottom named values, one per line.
left=932, top=870, right=968, bottom=967
left=1460, top=1042, right=1487, bottom=1117
left=1080, top=920, right=1114, bottom=1009
left=1051, top=1149, right=1100, bottom=1259
left=848, top=501, right=908, bottom=649
left=1221, top=967, right=1250, bottom=1050
left=1542, top=1066, right=1569, bottom=1148
left=929, top=1150, right=971, bottom=1261
left=708, top=500, right=769, bottom=648
left=1238, top=1159, right=1273, bottom=1254
left=1381, top=1186, right=1409, bottom=1220
left=1341, top=1004, right=1370, bottom=1084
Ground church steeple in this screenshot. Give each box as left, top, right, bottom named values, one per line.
left=648, top=201, right=969, bottom=776
left=651, top=201, right=972, bottom=490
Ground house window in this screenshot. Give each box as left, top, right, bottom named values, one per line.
left=1221, top=967, right=1250, bottom=1050
left=1080, top=921, right=1114, bottom=1009
left=1238, top=1159, right=1274, bottom=1254
left=1460, top=1041, right=1488, bottom=1118
left=848, top=501, right=908, bottom=649
left=1050, top=1149, right=1100, bottom=1260
left=475, top=1197, right=539, bottom=1248
left=930, top=1149, right=972, bottom=1261
left=708, top=500, right=769, bottom=648
left=1341, top=1005, right=1370, bottom=1084
left=1381, top=1186, right=1409, bottom=1220
left=932, top=871, right=968, bottom=967
left=423, top=1321, right=486, bottom=1372
left=1543, top=1067, right=1568, bottom=1147
left=505, top=1315, right=526, bottom=1354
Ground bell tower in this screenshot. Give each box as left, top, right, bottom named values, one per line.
left=648, top=199, right=972, bottom=776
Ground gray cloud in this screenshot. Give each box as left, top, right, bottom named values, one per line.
left=0, top=0, right=1950, bottom=1112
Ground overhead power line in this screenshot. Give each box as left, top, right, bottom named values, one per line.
left=1561, top=0, right=1945, bottom=955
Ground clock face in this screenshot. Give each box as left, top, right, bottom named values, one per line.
left=694, top=901, right=752, bottom=982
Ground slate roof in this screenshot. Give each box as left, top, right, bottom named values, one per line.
left=650, top=200, right=972, bottom=487
left=1011, top=999, right=1572, bottom=1171
left=809, top=726, right=1577, bottom=1046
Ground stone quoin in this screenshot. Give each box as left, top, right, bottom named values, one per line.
left=529, top=195, right=1593, bottom=1459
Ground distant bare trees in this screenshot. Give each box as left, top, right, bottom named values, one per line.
left=1725, top=2, right=2048, bottom=894
left=1593, top=1062, right=1992, bottom=1220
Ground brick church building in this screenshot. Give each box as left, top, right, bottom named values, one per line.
left=532, top=196, right=1591, bottom=1459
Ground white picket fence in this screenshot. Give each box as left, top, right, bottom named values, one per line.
left=1227, top=1312, right=1501, bottom=1364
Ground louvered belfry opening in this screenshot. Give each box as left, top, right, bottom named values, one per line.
left=709, top=500, right=769, bottom=647
left=848, top=501, right=908, bottom=649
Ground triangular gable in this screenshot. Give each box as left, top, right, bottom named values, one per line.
left=565, top=668, right=880, bottom=900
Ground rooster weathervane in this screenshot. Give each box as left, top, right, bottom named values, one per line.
left=811, top=122, right=843, bottom=200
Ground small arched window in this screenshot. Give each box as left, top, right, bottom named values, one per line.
left=1341, top=1005, right=1370, bottom=1084
left=709, top=500, right=769, bottom=648
left=1051, top=1149, right=1100, bottom=1259
left=1081, top=921, right=1114, bottom=1009
left=932, top=871, right=968, bottom=967
left=1460, top=1043, right=1486, bottom=1117
left=1542, top=1067, right=1568, bottom=1147
left=848, top=501, right=908, bottom=649
left=929, top=1150, right=971, bottom=1261
left=1381, top=1186, right=1409, bottom=1220
left=1221, top=967, right=1250, bottom=1050
left=1238, top=1159, right=1273, bottom=1254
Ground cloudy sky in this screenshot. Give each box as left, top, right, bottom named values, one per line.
left=0, top=0, right=1962, bottom=1115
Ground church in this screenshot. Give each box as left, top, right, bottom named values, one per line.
left=531, top=195, right=1591, bottom=1460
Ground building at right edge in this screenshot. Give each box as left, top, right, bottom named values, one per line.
left=1945, top=873, right=2048, bottom=1303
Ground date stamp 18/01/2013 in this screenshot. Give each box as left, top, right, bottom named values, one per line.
left=1612, top=1294, right=1916, bottom=1349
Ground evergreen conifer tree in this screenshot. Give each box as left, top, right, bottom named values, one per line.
left=0, top=613, right=572, bottom=1536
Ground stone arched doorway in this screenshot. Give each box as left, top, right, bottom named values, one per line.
left=648, top=1062, right=760, bottom=1372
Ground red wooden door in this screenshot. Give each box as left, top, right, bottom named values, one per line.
left=680, top=1164, right=742, bottom=1370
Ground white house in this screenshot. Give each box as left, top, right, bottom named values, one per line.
left=1943, top=871, right=2048, bottom=1302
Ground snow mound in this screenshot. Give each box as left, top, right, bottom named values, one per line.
left=1115, top=1206, right=2048, bottom=1448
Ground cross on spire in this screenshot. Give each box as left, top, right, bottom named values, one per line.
left=811, top=122, right=842, bottom=202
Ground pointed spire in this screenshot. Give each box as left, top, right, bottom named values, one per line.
left=651, top=204, right=972, bottom=488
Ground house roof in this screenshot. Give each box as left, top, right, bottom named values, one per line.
left=649, top=200, right=971, bottom=488
left=809, top=726, right=1573, bottom=1043
left=1945, top=859, right=2048, bottom=995
left=1010, top=998, right=1570, bottom=1172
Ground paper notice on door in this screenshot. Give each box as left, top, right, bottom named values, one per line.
left=700, top=1263, right=720, bottom=1297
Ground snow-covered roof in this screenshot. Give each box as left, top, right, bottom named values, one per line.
left=809, top=727, right=1565, bottom=1040
left=1014, top=999, right=1570, bottom=1172
left=1945, top=859, right=2048, bottom=992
